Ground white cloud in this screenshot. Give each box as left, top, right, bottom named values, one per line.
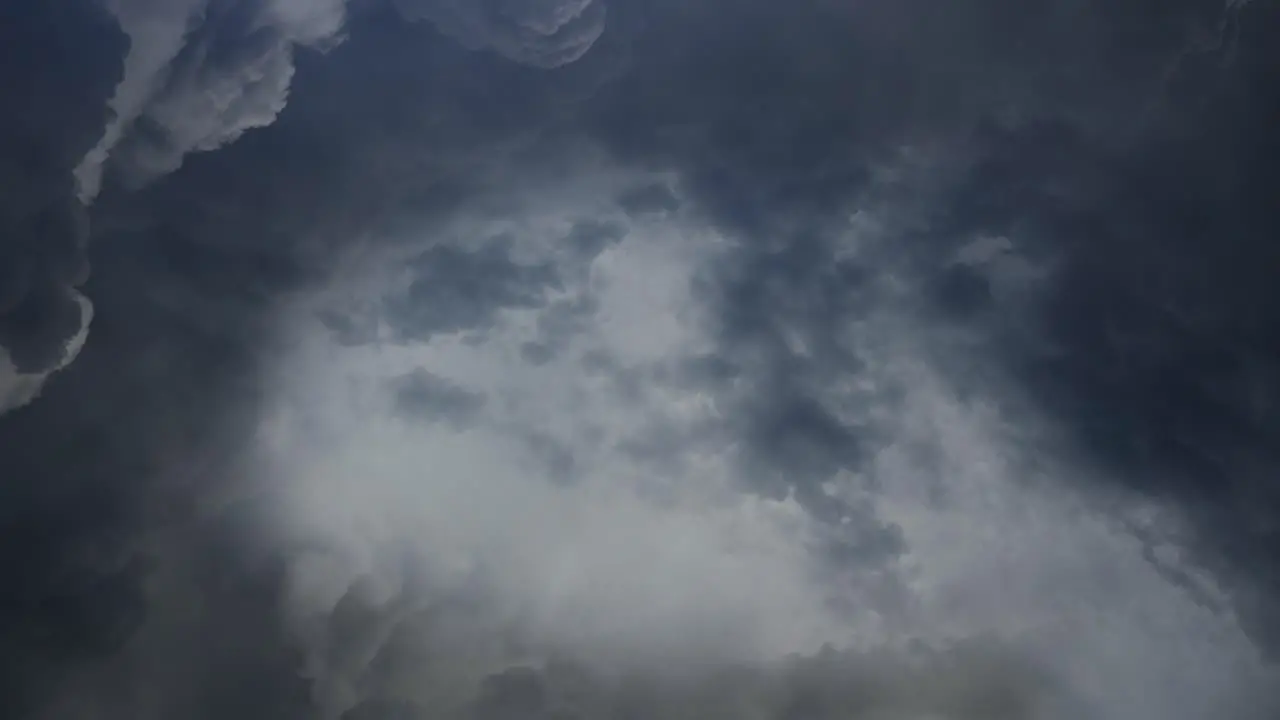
left=245, top=163, right=1279, bottom=719
left=250, top=169, right=852, bottom=716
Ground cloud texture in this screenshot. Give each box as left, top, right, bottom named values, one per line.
left=76, top=0, right=348, bottom=198
left=3, top=0, right=1280, bottom=719
left=242, top=166, right=1277, bottom=719
left=0, top=1, right=122, bottom=413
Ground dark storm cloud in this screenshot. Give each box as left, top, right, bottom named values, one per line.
left=451, top=641, right=1056, bottom=720
left=280, top=541, right=1054, bottom=720
left=960, top=15, right=1280, bottom=651
left=520, top=431, right=578, bottom=484
left=0, top=212, right=300, bottom=717
left=615, top=181, right=680, bottom=217
left=0, top=1, right=123, bottom=413
left=510, top=0, right=1280, bottom=671
left=392, top=0, right=607, bottom=68
left=93, top=0, right=628, bottom=291
left=0, top=2, right=612, bottom=715
left=88, top=0, right=612, bottom=197
left=383, top=241, right=561, bottom=341
left=518, top=341, right=554, bottom=365
left=318, top=309, right=380, bottom=347
left=4, top=0, right=1280, bottom=718
left=80, top=0, right=348, bottom=198
left=562, top=218, right=626, bottom=260
left=300, top=606, right=1057, bottom=720
left=390, top=369, right=487, bottom=427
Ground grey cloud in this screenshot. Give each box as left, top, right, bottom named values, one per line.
left=80, top=0, right=348, bottom=197
left=384, top=242, right=561, bottom=341
left=530, top=294, right=598, bottom=354
left=390, top=369, right=487, bottom=428
left=296, top=611, right=1060, bottom=720
left=520, top=431, right=578, bottom=484
left=615, top=181, right=680, bottom=217
left=4, top=0, right=348, bottom=405
left=518, top=341, right=554, bottom=365
left=911, top=27, right=1280, bottom=652
left=0, top=292, right=93, bottom=415
left=318, top=309, right=380, bottom=347
left=392, top=0, right=607, bottom=68
left=672, top=353, right=741, bottom=385
left=5, top=0, right=1280, bottom=718
left=562, top=219, right=626, bottom=261
left=0, top=2, right=124, bottom=413
left=0, top=207, right=297, bottom=715
left=688, top=231, right=882, bottom=519
left=580, top=0, right=1280, bottom=657
left=0, top=205, right=91, bottom=375
left=457, top=648, right=1048, bottom=720
left=2, top=2, right=615, bottom=715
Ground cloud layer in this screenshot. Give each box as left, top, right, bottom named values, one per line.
left=3, top=0, right=1280, bottom=718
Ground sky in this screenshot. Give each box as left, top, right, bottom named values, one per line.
left=2, top=0, right=1279, bottom=718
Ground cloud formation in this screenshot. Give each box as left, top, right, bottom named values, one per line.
left=235, top=166, right=1277, bottom=720
left=77, top=0, right=349, bottom=198
left=5, top=0, right=614, bottom=415
left=4, top=0, right=1280, bottom=719
left=79, top=0, right=608, bottom=199
left=0, top=1, right=123, bottom=413
left=0, top=293, right=93, bottom=414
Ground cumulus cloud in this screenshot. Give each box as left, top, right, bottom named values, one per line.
left=392, top=0, right=607, bottom=68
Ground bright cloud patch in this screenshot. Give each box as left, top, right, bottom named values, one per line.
left=248, top=166, right=1279, bottom=720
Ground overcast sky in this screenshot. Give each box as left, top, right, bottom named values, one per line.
left=3, top=1, right=1280, bottom=718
